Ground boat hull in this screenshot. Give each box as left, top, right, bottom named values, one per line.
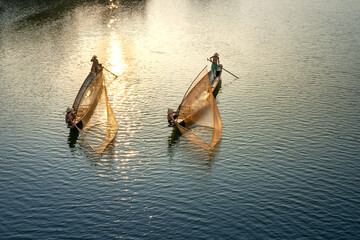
left=168, top=69, right=222, bottom=127
left=66, top=70, right=104, bottom=129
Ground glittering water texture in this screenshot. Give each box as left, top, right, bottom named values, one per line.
left=1, top=0, right=360, bottom=239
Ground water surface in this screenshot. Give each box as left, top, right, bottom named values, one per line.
left=1, top=0, right=360, bottom=239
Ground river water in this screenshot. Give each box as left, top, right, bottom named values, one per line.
left=1, top=0, right=360, bottom=239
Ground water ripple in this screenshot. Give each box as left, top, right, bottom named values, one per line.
left=1, top=0, right=360, bottom=239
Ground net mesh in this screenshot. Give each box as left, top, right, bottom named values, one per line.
left=74, top=71, right=119, bottom=153
left=176, top=67, right=222, bottom=149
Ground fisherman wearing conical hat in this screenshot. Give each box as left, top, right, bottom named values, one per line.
left=65, top=107, right=75, bottom=128
left=210, top=52, right=220, bottom=80
left=91, top=55, right=99, bottom=74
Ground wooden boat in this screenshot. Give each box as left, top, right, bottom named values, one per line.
left=167, top=66, right=222, bottom=150
left=65, top=60, right=119, bottom=153
left=65, top=65, right=103, bottom=129
left=167, top=66, right=222, bottom=127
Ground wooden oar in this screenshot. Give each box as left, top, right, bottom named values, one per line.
left=207, top=58, right=239, bottom=79
left=103, top=66, right=119, bottom=78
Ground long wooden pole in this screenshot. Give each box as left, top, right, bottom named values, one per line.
left=207, top=58, right=239, bottom=79
left=103, top=66, right=119, bottom=78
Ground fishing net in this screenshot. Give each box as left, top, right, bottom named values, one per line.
left=176, top=67, right=222, bottom=149
left=73, top=71, right=119, bottom=153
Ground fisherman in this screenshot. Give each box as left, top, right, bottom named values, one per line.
left=167, top=109, right=178, bottom=126
left=65, top=107, right=76, bottom=128
left=91, top=55, right=99, bottom=74
left=209, top=53, right=220, bottom=80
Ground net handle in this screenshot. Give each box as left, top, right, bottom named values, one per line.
left=177, top=65, right=208, bottom=112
